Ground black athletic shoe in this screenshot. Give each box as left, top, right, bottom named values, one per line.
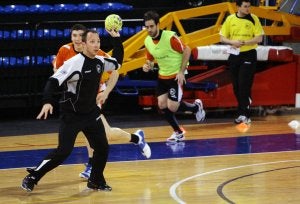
left=26, top=167, right=35, bottom=174
left=87, top=180, right=112, bottom=191
left=21, top=175, right=37, bottom=192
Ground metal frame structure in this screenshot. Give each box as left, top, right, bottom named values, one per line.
left=107, top=2, right=300, bottom=110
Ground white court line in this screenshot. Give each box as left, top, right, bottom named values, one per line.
left=169, top=159, right=300, bottom=204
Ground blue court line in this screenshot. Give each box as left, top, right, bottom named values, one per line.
left=0, top=133, right=299, bottom=169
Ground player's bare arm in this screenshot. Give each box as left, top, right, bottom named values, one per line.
left=176, top=46, right=190, bottom=85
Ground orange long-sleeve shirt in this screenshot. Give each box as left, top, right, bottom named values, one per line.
left=53, top=42, right=108, bottom=69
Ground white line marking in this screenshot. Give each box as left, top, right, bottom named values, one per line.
left=169, top=159, right=300, bottom=204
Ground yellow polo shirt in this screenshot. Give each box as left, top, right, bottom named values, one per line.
left=220, top=13, right=264, bottom=52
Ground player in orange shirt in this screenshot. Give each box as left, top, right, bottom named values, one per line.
left=53, top=24, right=108, bottom=71
left=53, top=24, right=151, bottom=179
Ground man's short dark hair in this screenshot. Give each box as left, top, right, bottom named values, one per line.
left=143, top=11, right=160, bottom=25
left=82, top=29, right=98, bottom=42
left=71, top=24, right=87, bottom=32
left=236, top=0, right=251, bottom=7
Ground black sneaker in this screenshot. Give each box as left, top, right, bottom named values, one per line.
left=21, top=175, right=37, bottom=192
left=26, top=167, right=35, bottom=174
left=87, top=180, right=112, bottom=191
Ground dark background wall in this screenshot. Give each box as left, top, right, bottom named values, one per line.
left=0, top=0, right=224, bottom=119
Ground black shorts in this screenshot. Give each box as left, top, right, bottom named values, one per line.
left=156, top=78, right=183, bottom=102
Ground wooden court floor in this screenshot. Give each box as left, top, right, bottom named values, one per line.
left=0, top=111, right=299, bottom=204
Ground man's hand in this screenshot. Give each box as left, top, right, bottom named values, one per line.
left=96, top=92, right=108, bottom=106
left=176, top=72, right=186, bottom=86
left=106, top=28, right=120, bottom=37
left=36, top=103, right=53, bottom=120
left=231, top=40, right=244, bottom=48
left=142, top=60, right=154, bottom=72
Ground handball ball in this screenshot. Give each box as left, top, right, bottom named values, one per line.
left=105, top=14, right=122, bottom=31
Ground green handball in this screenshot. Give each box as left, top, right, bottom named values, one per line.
left=105, top=14, right=123, bottom=31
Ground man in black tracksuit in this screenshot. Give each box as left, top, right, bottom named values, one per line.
left=21, top=29, right=123, bottom=192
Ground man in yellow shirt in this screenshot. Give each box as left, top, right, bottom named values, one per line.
left=220, top=0, right=264, bottom=124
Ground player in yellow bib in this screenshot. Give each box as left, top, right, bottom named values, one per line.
left=220, top=0, right=264, bottom=124
left=143, top=11, right=206, bottom=143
